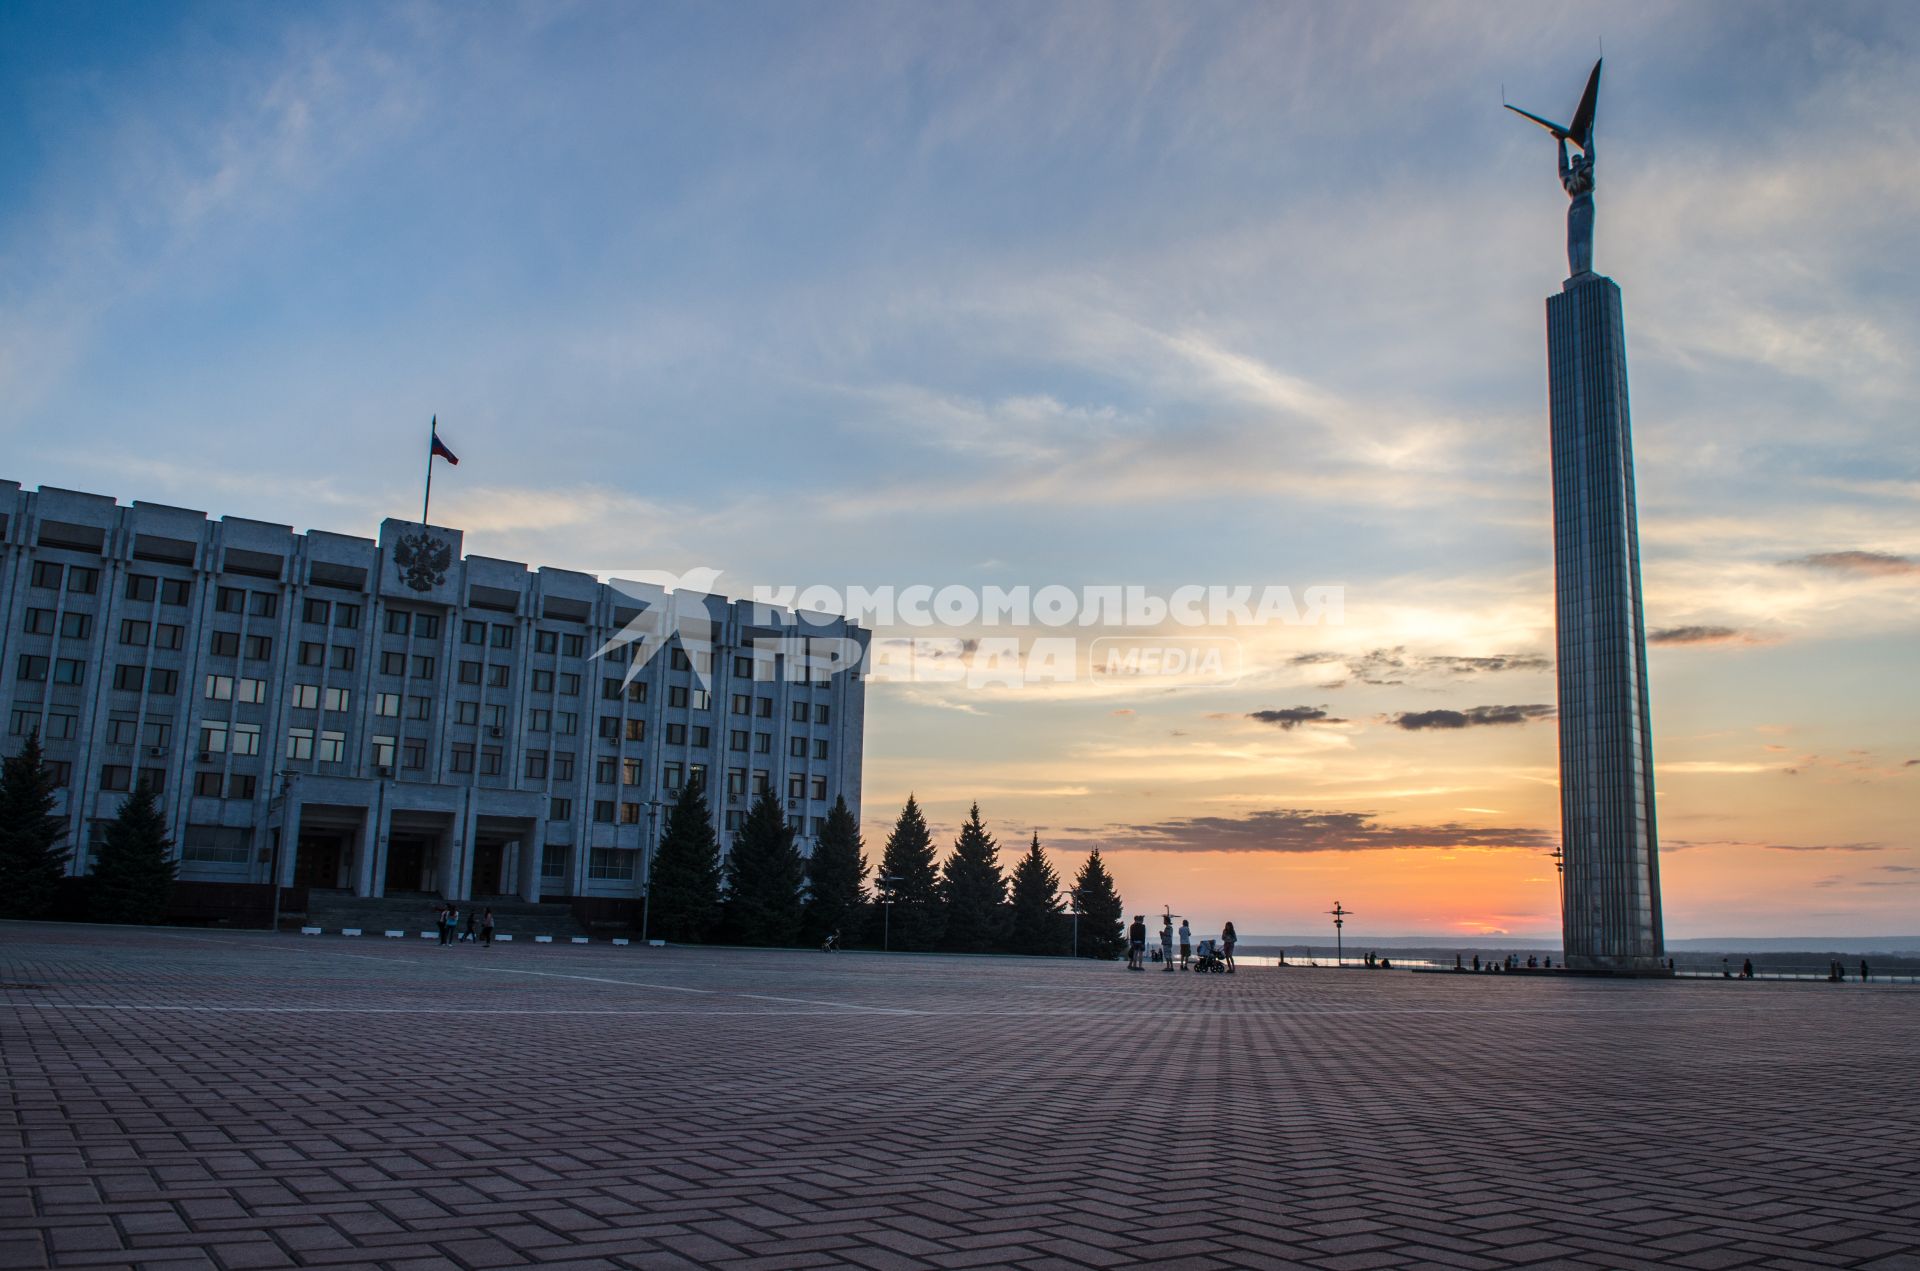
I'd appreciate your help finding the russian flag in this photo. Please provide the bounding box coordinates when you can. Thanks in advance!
[430,417,459,465]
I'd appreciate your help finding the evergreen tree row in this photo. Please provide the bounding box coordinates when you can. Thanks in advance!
[654,783,1125,958]
[0,730,175,923]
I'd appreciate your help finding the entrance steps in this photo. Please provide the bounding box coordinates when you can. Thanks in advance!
[302,892,596,941]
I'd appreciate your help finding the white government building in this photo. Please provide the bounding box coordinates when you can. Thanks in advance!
[0,482,867,925]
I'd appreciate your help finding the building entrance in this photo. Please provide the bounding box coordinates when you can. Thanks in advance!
[385,834,433,893]
[294,832,347,889]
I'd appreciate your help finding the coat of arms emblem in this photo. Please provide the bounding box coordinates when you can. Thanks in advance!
[393,531,452,593]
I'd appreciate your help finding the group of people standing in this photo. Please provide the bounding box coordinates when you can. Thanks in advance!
[435,903,495,947]
[1127,914,1235,972]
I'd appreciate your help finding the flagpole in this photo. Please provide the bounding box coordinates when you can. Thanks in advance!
[422,416,436,525]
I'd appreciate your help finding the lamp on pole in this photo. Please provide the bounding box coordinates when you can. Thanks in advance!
[1328,901,1351,967]
[268,771,297,933]
[640,798,672,945]
[876,873,901,951]
[1064,886,1082,958]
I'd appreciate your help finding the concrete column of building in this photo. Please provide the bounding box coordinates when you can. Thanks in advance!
[354,782,385,898]
[277,790,304,888]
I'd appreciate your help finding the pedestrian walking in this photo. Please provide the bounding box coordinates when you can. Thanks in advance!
[1160,915,1175,972]
[436,903,452,946]
[1127,916,1147,971]
[446,904,460,947]
[1861,959,1871,982]
[1221,921,1237,973]
[481,908,494,948]
[1741,958,1753,979]
[1179,919,1192,970]
[464,907,479,944]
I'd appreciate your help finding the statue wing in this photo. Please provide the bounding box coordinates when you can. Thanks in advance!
[1568,59,1601,152]
[394,536,418,569]
[1504,102,1571,141]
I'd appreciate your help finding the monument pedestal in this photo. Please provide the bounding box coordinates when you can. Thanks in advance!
[1547,273,1666,975]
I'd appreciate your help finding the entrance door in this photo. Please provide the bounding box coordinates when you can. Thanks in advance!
[295,834,343,889]
[472,841,504,896]
[386,835,429,893]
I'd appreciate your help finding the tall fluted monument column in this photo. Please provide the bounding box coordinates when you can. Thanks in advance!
[1509,61,1667,973]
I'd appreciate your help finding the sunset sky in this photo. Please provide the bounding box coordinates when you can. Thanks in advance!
[4,2,1914,939]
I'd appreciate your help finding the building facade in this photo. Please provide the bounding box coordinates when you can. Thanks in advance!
[0,483,867,921]
[1546,274,1666,973]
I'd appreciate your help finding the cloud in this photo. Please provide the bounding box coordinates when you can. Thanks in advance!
[1247,706,1347,730]
[1289,647,1549,686]
[1781,551,1917,576]
[1664,839,1886,854]
[1390,704,1555,731]
[1084,807,1554,854]
[1648,625,1749,646]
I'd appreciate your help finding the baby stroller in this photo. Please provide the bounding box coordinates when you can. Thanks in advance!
[1191,938,1228,974]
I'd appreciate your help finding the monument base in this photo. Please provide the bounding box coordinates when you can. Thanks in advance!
[1563,954,1673,977]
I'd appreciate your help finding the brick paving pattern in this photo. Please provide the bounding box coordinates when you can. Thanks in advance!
[3,923,1918,1271]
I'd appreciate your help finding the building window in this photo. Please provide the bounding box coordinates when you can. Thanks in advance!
[625,719,646,742]
[481,748,503,776]
[59,659,89,686]
[317,731,345,764]
[232,724,261,756]
[619,802,641,825]
[691,726,709,747]
[733,655,753,678]
[244,634,273,660]
[814,739,829,760]
[558,673,580,696]
[725,809,744,831]
[161,578,192,606]
[595,757,617,785]
[622,758,643,786]
[542,844,567,875]
[304,598,331,624]
[408,696,431,720]
[100,765,132,792]
[790,736,807,758]
[670,647,690,672]
[201,721,228,754]
[588,847,634,880]
[727,768,746,797]
[61,612,91,639]
[155,624,183,650]
[229,773,257,800]
[485,704,506,730]
[789,774,805,799]
[237,677,266,703]
[792,700,809,723]
[194,771,224,798]
[811,777,827,801]
[754,733,771,754]
[403,739,427,770]
[17,655,48,683]
[249,592,277,618]
[371,736,397,768]
[487,665,509,688]
[553,752,575,782]
[462,620,486,645]
[556,712,578,735]
[528,709,551,733]
[531,669,553,692]
[730,730,748,752]
[210,631,241,657]
[333,604,361,630]
[535,630,558,654]
[731,693,750,715]
[66,567,99,595]
[415,614,440,639]
[756,697,773,718]
[526,751,549,780]
[451,744,474,773]
[602,677,624,701]
[455,700,479,725]
[593,799,615,823]
[562,633,583,657]
[287,728,314,760]
[669,685,689,709]
[815,704,830,725]
[31,561,63,589]
[381,650,406,676]
[182,826,249,864]
[127,574,158,602]
[663,762,683,790]
[291,684,320,710]
[548,798,571,821]
[331,646,354,671]
[626,681,646,703]
[375,692,401,717]
[324,687,350,712]
[752,770,770,795]
[22,608,53,635]
[385,610,412,635]
[412,655,435,678]
[121,618,152,646]
[112,664,143,692]
[491,625,514,649]
[458,661,482,685]
[216,587,243,614]
[298,642,324,667]
[667,723,687,745]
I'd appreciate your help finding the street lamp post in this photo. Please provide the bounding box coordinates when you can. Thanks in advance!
[1065,887,1081,958]
[877,873,901,951]
[1328,901,1351,968]
[641,800,667,945]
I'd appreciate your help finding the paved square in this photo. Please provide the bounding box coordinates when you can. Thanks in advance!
[3,924,1918,1271]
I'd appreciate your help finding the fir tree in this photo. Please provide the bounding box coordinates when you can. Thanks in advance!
[1070,847,1126,960]
[0,731,70,920]
[89,780,176,924]
[647,776,721,942]
[873,795,943,951]
[940,802,1006,953]
[803,795,867,945]
[722,790,807,946]
[1007,832,1065,956]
